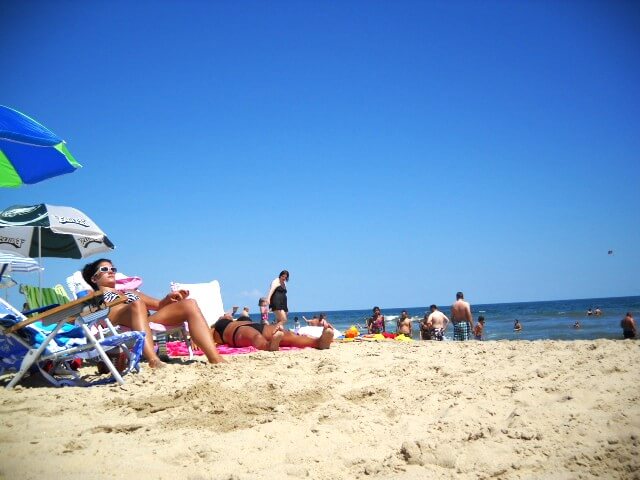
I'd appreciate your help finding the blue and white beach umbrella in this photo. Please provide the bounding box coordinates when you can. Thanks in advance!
[0,250,41,274]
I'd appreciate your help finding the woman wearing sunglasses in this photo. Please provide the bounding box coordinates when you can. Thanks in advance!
[82,258,224,367]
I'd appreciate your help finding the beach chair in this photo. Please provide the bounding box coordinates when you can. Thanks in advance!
[0,292,145,389]
[153,280,225,359]
[170,280,225,327]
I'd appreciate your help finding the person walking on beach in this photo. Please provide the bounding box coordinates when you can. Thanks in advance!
[267,270,289,326]
[397,310,412,337]
[620,312,636,339]
[427,304,449,341]
[451,292,473,341]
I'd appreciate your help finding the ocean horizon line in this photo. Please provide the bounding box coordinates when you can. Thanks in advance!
[292,294,640,316]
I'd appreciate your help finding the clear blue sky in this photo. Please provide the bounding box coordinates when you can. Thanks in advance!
[2,1,639,311]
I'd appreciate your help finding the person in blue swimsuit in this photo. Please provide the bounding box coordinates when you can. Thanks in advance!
[82,258,225,368]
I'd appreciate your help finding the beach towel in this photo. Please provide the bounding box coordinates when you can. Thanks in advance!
[166,341,306,357]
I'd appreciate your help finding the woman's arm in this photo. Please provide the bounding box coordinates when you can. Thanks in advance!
[266,278,279,305]
[136,290,184,311]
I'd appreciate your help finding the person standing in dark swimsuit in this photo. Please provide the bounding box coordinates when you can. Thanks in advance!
[621,312,636,339]
[267,270,289,326]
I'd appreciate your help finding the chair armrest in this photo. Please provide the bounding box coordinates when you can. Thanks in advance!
[6,291,106,334]
[22,304,60,316]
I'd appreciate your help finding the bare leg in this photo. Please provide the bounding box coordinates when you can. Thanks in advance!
[268,326,284,351]
[151,299,225,364]
[263,326,333,350]
[109,301,165,368]
[274,309,288,326]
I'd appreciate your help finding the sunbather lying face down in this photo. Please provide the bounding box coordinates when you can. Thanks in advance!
[82,259,225,367]
[212,314,333,351]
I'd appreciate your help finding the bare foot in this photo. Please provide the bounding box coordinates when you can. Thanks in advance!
[149,358,167,369]
[317,327,333,350]
[268,330,284,351]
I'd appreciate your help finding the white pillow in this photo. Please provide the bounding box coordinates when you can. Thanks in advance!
[171,280,225,327]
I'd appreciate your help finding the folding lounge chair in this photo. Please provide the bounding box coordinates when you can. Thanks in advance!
[0,293,145,389]
[155,280,226,359]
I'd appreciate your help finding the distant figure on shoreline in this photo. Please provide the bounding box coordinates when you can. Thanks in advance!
[267,270,289,326]
[451,292,473,341]
[397,310,412,337]
[304,313,335,330]
[428,304,449,341]
[474,316,485,340]
[419,313,432,340]
[514,319,522,332]
[259,297,269,325]
[573,320,581,329]
[586,308,593,316]
[594,307,602,316]
[620,312,636,339]
[367,306,386,334]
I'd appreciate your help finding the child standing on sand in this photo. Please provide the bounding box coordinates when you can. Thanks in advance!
[259,297,269,325]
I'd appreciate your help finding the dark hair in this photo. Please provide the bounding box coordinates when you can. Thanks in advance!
[478,316,485,322]
[279,270,290,281]
[430,304,437,310]
[373,306,380,312]
[81,258,112,290]
[456,291,464,300]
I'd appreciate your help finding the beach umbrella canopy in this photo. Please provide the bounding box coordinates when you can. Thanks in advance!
[0,250,41,275]
[0,204,114,259]
[0,105,81,188]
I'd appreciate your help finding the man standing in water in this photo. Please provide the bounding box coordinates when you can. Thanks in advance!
[427,304,449,341]
[397,310,412,337]
[451,292,474,341]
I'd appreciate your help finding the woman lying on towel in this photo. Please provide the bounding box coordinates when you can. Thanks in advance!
[212,314,333,351]
[82,259,225,367]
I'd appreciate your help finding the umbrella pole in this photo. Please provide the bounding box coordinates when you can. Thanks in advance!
[38,226,43,306]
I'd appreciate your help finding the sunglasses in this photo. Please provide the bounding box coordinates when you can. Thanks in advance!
[95,266,117,275]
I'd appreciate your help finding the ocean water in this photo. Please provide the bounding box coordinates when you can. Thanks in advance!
[283,296,640,341]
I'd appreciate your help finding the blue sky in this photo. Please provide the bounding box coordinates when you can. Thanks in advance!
[2,1,639,311]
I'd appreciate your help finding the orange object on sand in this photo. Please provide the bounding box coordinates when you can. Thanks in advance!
[345,326,359,338]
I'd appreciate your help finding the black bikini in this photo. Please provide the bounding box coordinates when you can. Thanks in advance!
[214,319,266,347]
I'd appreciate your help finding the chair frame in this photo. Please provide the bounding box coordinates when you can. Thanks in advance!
[0,292,141,389]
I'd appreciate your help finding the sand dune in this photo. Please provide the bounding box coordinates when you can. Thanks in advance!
[1,339,638,479]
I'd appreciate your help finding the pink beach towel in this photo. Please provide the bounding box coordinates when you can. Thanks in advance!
[166,341,306,357]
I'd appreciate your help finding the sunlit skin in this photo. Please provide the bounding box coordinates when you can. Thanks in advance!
[91,260,224,367]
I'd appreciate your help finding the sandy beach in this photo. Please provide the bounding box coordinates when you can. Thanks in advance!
[1,339,638,479]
